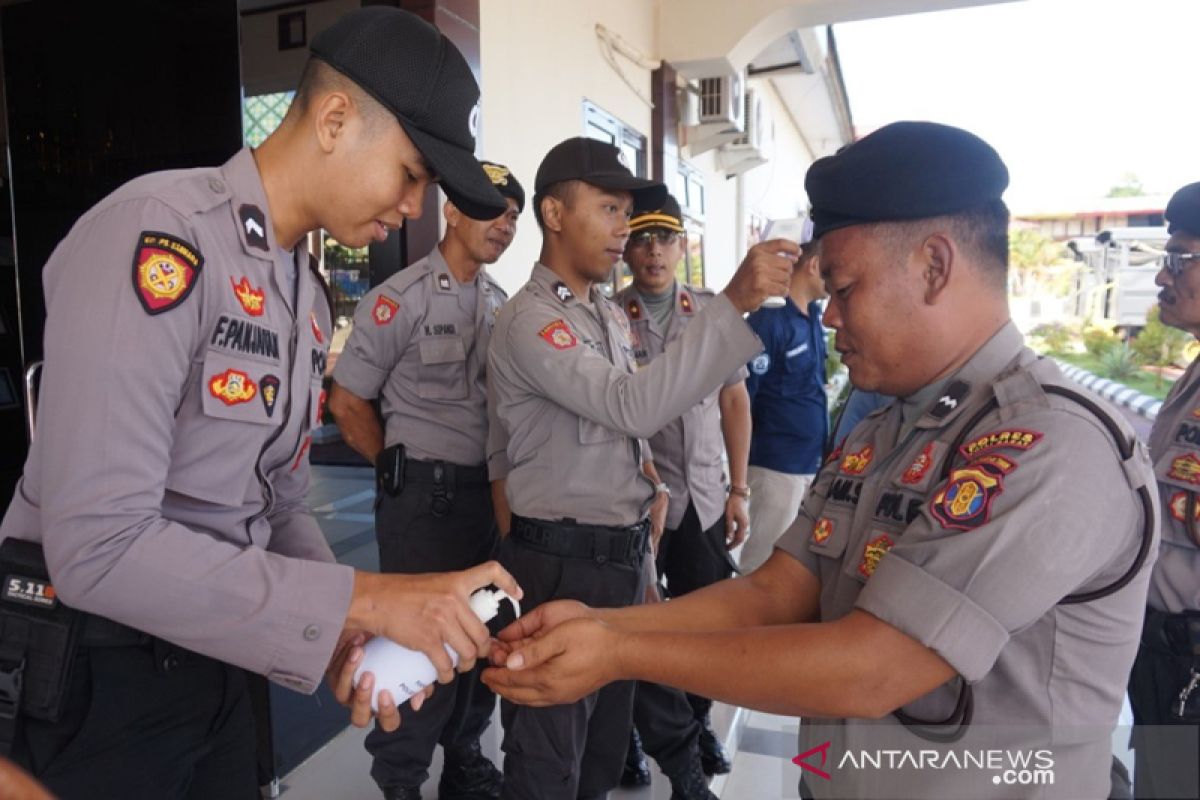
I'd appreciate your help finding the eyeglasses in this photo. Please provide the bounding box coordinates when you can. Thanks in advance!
[1160,252,1200,276]
[628,230,681,249]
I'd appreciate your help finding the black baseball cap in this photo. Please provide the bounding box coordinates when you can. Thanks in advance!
[805,121,1009,240]
[630,193,685,234]
[310,7,506,220]
[481,161,525,213]
[534,137,666,215]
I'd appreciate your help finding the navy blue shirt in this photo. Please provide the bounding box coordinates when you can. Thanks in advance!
[745,298,828,475]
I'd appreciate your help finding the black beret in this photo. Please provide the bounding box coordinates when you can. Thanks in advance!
[480,161,525,213]
[805,121,1009,240]
[630,193,685,234]
[310,7,506,221]
[1166,182,1200,237]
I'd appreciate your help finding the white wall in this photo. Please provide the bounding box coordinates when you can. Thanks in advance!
[480,0,658,292]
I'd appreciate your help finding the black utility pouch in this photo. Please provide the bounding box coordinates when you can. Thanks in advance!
[376,443,406,497]
[0,538,81,723]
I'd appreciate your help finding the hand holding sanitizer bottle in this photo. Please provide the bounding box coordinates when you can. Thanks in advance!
[353,588,521,712]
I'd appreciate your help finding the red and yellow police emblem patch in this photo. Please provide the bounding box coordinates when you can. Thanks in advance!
[539,319,578,350]
[839,445,874,476]
[373,295,399,326]
[626,299,642,320]
[900,443,935,485]
[1168,490,1200,523]
[930,461,1005,531]
[679,292,694,314]
[230,276,265,316]
[1168,453,1200,486]
[858,534,894,579]
[812,518,834,545]
[959,429,1042,460]
[209,369,257,405]
[310,312,324,343]
[133,231,203,315]
[1192,407,1200,420]
[315,389,328,426]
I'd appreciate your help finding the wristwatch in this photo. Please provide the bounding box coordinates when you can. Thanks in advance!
[654,482,671,496]
[728,485,751,500]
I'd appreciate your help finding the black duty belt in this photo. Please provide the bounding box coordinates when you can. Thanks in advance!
[1144,606,1200,657]
[510,515,648,567]
[404,457,489,488]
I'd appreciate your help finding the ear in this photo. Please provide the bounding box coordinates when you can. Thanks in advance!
[313,91,354,154]
[444,200,460,228]
[541,195,565,234]
[921,233,954,304]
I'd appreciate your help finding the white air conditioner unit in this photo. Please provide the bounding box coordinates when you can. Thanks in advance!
[718,87,774,176]
[682,71,745,156]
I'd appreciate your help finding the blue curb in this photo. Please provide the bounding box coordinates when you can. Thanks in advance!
[1052,359,1162,421]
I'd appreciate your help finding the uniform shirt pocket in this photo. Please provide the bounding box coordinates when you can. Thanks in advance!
[201,351,278,426]
[418,336,468,400]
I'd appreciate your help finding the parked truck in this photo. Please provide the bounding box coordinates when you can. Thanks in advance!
[1067,226,1167,337]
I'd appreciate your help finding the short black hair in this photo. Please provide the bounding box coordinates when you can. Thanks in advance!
[533,180,582,232]
[878,199,1010,289]
[286,58,391,132]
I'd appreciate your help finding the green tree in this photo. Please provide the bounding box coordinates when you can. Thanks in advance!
[1106,172,1145,198]
[1008,229,1076,298]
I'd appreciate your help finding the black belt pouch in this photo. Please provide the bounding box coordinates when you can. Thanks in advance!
[0,538,81,722]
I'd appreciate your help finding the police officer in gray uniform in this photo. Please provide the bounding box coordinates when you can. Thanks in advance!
[484,122,1158,800]
[615,194,749,785]
[329,162,524,800]
[1128,181,1200,798]
[0,9,520,797]
[485,137,792,800]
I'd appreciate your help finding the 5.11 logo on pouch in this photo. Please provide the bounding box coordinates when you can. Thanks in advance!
[3,574,58,609]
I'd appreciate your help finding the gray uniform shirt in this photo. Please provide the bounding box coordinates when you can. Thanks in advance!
[0,148,351,694]
[332,246,507,467]
[777,322,1158,799]
[487,263,761,527]
[1146,355,1200,613]
[615,283,748,531]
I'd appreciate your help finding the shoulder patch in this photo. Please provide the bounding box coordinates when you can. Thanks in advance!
[958,429,1043,460]
[679,291,694,314]
[750,353,770,375]
[539,319,577,350]
[372,295,400,326]
[930,460,1006,531]
[133,231,203,315]
[1168,490,1200,523]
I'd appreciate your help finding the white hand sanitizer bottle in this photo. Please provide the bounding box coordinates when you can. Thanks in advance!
[353,588,521,712]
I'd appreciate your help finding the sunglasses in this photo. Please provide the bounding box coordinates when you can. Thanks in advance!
[1161,252,1200,277]
[628,230,681,248]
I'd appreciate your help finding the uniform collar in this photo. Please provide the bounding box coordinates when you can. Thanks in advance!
[428,245,460,295]
[531,262,591,307]
[219,148,276,264]
[911,320,1025,430]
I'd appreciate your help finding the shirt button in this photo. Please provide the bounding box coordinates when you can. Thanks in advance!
[162,654,180,672]
[208,177,225,194]
[303,624,322,642]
